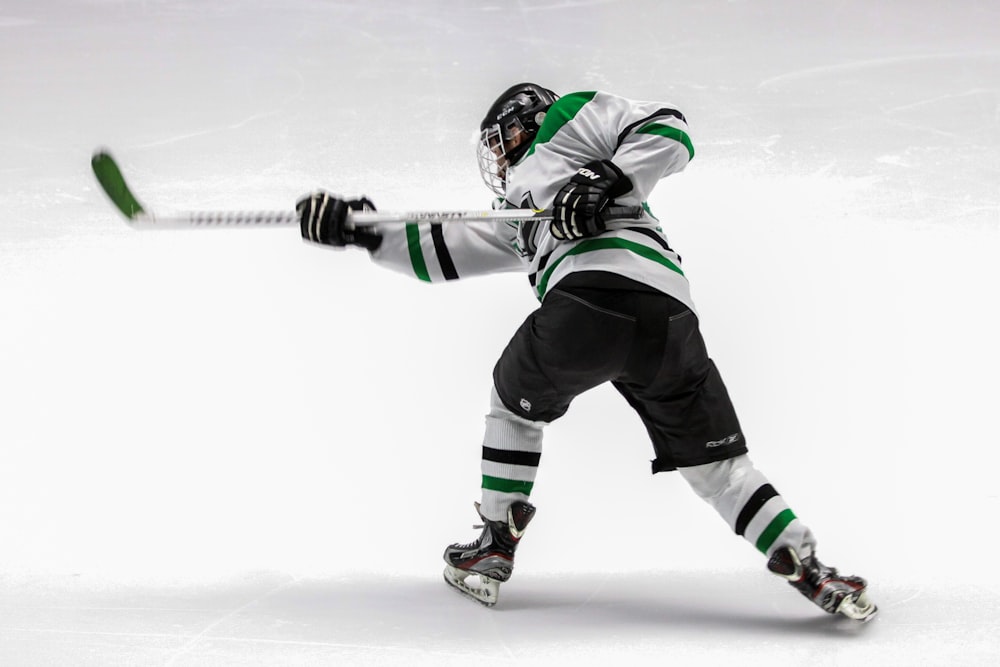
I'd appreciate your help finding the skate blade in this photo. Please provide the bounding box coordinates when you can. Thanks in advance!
[443,565,500,607]
[837,590,878,622]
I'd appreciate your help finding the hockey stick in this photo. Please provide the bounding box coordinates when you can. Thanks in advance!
[91,150,643,230]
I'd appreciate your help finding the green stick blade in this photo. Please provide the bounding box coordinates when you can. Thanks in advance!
[91,150,146,220]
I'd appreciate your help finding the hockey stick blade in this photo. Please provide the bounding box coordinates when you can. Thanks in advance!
[91,149,146,221]
[91,148,297,229]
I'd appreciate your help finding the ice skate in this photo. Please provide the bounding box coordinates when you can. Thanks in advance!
[442,501,536,607]
[767,546,877,621]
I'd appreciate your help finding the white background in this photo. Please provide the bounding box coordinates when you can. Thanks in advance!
[1,1,998,665]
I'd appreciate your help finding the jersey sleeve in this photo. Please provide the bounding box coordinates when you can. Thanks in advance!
[609,100,695,204]
[368,220,524,282]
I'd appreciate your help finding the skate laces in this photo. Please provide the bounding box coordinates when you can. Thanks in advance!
[803,555,839,585]
[450,523,489,551]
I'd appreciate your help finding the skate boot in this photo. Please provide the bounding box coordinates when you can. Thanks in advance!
[767,546,878,621]
[442,501,536,607]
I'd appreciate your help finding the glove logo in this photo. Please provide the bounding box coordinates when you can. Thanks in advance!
[519,398,532,412]
[576,167,602,180]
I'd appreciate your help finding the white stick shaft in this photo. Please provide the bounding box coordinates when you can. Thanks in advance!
[127,208,553,230]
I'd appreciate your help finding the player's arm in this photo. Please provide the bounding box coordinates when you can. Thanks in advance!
[297,191,522,283]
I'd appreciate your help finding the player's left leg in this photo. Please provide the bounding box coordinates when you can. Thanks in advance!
[616,293,876,621]
[680,456,876,621]
[678,454,817,560]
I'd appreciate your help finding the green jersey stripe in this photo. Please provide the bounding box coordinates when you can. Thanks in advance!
[405,223,431,282]
[482,475,534,495]
[523,91,598,160]
[536,237,685,299]
[755,508,797,554]
[637,122,695,160]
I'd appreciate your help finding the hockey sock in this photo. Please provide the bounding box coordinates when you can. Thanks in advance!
[678,454,817,558]
[479,387,545,522]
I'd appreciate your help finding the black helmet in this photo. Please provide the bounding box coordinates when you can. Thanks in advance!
[477,83,558,196]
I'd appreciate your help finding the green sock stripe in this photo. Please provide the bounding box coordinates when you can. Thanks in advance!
[405,223,431,282]
[755,508,797,554]
[482,475,534,496]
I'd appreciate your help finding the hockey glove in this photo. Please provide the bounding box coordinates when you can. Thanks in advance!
[297,191,382,251]
[550,160,633,241]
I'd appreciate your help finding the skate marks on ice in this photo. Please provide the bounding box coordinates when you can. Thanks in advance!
[4,571,985,667]
[160,574,302,667]
[756,51,1000,89]
[752,51,1000,227]
[0,572,460,667]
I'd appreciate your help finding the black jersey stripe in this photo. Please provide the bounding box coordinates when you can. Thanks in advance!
[624,226,673,252]
[615,108,687,151]
[528,248,555,288]
[430,223,459,280]
[735,484,779,536]
[536,249,554,272]
[482,446,541,468]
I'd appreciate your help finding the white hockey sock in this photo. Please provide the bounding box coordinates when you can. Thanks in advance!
[679,454,816,558]
[479,387,545,522]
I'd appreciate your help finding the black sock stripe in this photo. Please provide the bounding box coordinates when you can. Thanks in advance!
[734,484,778,536]
[430,223,459,280]
[482,446,541,467]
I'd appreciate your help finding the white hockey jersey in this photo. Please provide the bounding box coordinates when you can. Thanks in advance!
[369,90,696,311]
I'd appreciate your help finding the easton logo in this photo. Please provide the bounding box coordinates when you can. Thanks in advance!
[406,211,480,221]
[706,433,741,448]
[576,167,602,180]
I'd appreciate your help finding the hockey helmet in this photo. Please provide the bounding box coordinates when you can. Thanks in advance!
[477,82,558,196]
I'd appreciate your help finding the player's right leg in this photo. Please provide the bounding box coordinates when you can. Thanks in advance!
[442,498,537,607]
[441,387,543,606]
[444,283,638,605]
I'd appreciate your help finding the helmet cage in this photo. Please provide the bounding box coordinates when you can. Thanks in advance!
[477,115,532,197]
[477,127,506,198]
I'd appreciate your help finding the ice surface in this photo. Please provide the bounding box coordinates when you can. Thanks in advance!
[1,1,998,665]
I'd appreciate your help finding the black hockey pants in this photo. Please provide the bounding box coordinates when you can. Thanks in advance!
[493,271,747,472]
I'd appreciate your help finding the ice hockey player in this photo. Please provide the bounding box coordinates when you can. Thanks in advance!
[296,83,877,621]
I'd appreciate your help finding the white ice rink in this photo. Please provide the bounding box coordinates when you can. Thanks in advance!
[2,1,999,665]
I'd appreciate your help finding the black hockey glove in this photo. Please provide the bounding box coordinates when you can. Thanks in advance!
[550,160,633,241]
[297,191,382,251]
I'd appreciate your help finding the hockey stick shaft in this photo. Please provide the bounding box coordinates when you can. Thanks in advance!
[104,207,643,230]
[91,150,643,229]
